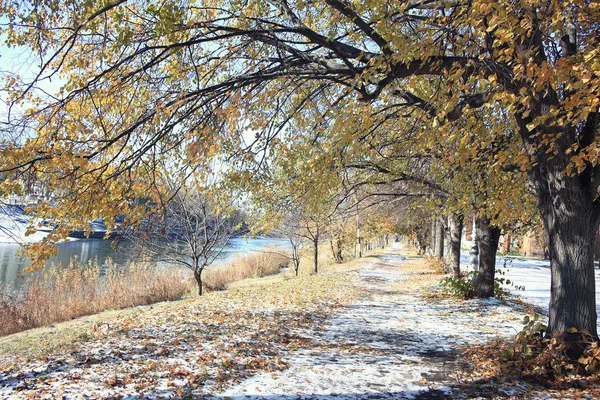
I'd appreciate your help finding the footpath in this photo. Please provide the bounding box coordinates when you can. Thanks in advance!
[0,243,592,399]
[215,245,525,400]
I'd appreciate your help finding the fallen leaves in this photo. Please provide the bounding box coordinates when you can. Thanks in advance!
[1,245,598,399]
[0,269,358,398]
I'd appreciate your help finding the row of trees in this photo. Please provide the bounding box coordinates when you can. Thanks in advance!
[0,0,598,344]
[127,186,399,295]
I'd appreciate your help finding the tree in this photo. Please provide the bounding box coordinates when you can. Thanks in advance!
[1,0,598,339]
[447,213,463,279]
[128,190,240,296]
[334,103,536,291]
[291,214,324,274]
[272,214,309,276]
[394,202,434,255]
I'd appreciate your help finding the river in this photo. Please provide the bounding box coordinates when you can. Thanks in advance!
[0,236,289,293]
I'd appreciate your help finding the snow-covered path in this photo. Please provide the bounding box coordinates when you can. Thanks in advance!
[215,244,523,400]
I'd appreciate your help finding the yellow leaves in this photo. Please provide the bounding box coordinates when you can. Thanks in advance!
[0,178,23,196]
[525,121,537,132]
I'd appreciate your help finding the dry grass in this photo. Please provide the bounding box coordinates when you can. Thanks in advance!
[203,249,289,292]
[0,239,387,338]
[0,260,194,337]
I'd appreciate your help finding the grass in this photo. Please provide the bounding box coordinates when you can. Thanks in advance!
[0,249,365,395]
[203,249,290,292]
[0,260,194,337]
[0,238,392,354]
[0,241,372,364]
[0,246,295,338]
[0,248,293,338]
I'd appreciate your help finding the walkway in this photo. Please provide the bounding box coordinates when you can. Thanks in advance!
[216,244,523,399]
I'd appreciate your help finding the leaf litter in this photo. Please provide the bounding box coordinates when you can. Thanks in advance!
[0,243,597,399]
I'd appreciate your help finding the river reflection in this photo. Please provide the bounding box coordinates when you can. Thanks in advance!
[0,236,289,293]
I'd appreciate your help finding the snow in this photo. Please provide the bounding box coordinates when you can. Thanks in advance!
[0,243,596,399]
[213,245,524,399]
[0,215,49,244]
[461,253,600,320]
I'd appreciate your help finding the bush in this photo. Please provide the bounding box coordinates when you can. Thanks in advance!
[441,272,477,298]
[512,315,600,376]
[467,314,600,383]
[462,316,600,392]
[441,268,523,300]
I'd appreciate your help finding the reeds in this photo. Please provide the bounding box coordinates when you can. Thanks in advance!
[203,249,289,291]
[0,248,291,337]
[0,260,193,336]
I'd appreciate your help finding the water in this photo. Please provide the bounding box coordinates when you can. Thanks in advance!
[0,236,289,293]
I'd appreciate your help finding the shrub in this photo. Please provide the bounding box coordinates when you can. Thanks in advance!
[441,268,523,300]
[510,315,600,376]
[0,249,291,336]
[441,272,477,298]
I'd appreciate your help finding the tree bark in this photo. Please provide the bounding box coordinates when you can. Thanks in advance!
[194,270,203,296]
[313,234,319,274]
[431,218,437,254]
[434,217,444,260]
[465,216,473,241]
[475,217,501,298]
[531,161,600,338]
[444,216,451,267]
[510,28,600,339]
[502,234,511,254]
[448,214,464,279]
[330,237,343,263]
[293,250,300,276]
[330,239,336,263]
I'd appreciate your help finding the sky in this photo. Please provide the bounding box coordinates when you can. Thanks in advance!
[0,38,64,125]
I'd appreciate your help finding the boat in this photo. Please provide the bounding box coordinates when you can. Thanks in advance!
[68,218,120,239]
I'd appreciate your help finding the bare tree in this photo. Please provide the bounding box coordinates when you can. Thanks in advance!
[273,215,309,276]
[127,191,240,295]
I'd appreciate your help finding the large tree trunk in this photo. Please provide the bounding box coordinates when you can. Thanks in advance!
[516,100,599,338]
[475,217,501,298]
[531,162,600,338]
[448,214,464,279]
[194,270,203,296]
[511,29,600,340]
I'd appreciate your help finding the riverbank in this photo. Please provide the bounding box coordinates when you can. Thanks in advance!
[0,249,292,337]
[0,236,291,293]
